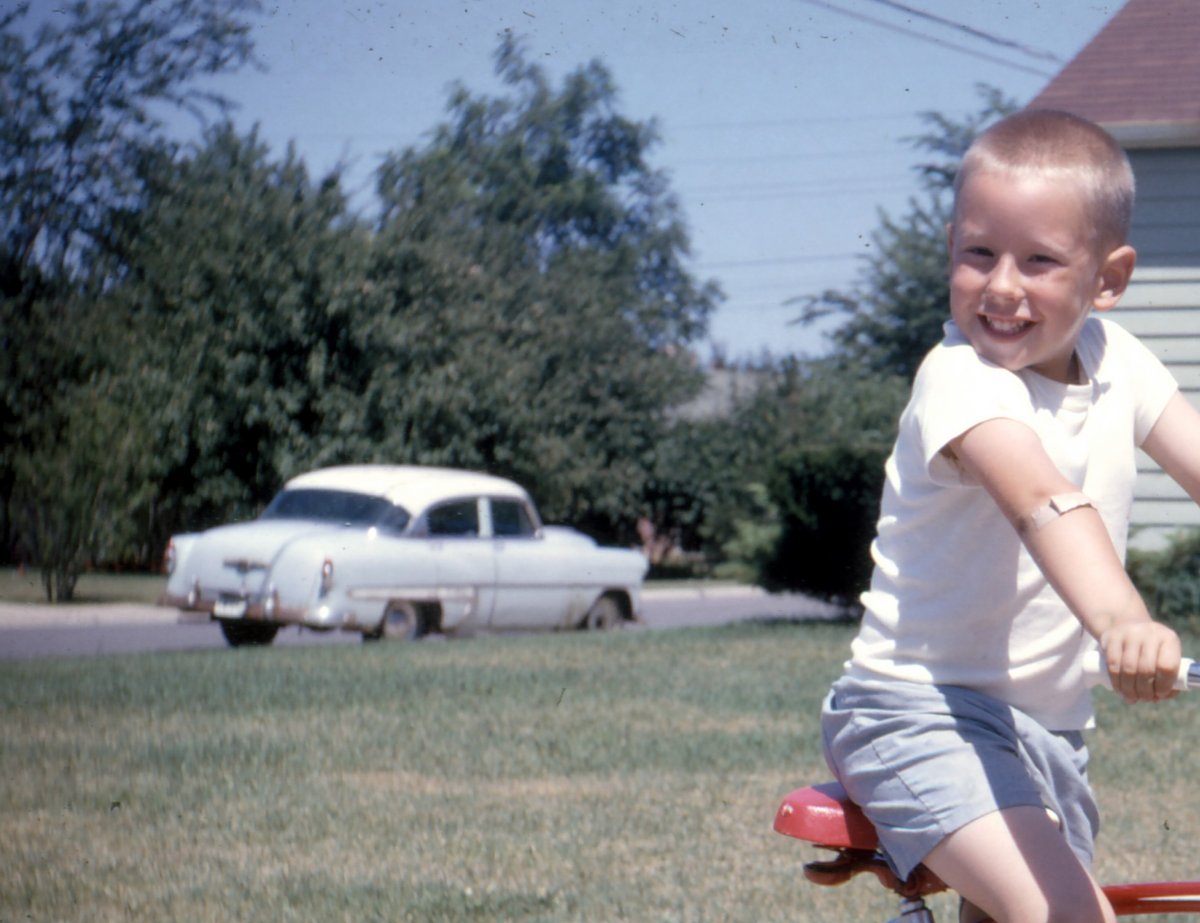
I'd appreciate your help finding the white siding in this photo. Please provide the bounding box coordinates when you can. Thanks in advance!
[1110,147,1200,545]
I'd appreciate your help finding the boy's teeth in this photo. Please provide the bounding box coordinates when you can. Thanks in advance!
[985,317,1029,334]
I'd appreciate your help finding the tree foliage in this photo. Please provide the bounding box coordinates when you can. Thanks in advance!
[797,86,1017,381]
[1,0,261,596]
[0,0,260,289]
[649,358,908,586]
[351,35,717,535]
[675,89,1019,598]
[107,125,364,545]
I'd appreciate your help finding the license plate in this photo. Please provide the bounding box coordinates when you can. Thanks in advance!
[213,598,248,619]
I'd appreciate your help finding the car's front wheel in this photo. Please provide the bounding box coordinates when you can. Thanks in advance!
[219,619,279,648]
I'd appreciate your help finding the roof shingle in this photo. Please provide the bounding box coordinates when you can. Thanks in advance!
[1029,0,1200,145]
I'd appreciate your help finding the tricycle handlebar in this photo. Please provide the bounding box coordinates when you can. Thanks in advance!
[1081,652,1198,691]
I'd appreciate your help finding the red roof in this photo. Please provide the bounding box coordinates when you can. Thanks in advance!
[1029,0,1200,145]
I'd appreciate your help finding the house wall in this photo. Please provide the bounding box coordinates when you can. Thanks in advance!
[1109,147,1200,545]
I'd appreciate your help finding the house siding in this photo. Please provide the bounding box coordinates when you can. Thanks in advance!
[1109,147,1200,545]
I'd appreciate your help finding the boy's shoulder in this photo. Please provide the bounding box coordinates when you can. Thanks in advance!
[908,324,1030,416]
[914,321,1017,384]
[1078,314,1158,370]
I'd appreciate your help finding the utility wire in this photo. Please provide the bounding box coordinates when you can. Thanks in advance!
[698,252,863,269]
[795,0,1057,78]
[862,0,1065,64]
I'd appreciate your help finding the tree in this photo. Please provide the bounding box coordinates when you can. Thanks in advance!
[796,86,1017,381]
[0,0,261,594]
[0,0,260,289]
[107,125,364,546]
[10,349,155,599]
[354,36,718,537]
[646,357,908,581]
[683,89,1018,598]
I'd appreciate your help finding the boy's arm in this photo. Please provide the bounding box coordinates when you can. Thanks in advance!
[1142,391,1200,503]
[948,417,1180,703]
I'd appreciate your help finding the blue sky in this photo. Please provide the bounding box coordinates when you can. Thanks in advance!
[196,0,1121,361]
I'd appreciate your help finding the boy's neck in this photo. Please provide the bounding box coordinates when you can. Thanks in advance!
[1067,351,1084,385]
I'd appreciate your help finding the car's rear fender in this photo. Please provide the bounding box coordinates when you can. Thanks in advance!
[273,532,481,633]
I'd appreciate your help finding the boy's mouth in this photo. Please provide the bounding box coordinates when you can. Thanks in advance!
[981,314,1033,336]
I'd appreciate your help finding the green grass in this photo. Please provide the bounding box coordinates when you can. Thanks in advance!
[0,567,166,605]
[1,623,1198,922]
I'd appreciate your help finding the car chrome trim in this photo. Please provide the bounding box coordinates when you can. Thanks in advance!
[223,558,269,575]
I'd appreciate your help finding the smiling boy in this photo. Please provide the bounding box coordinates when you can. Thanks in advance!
[820,110,1200,923]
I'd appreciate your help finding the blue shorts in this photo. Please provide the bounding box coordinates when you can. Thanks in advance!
[820,674,1099,880]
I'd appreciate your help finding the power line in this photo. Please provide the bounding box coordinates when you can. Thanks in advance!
[794,0,1057,78]
[685,172,909,192]
[862,0,1065,64]
[669,112,915,132]
[696,252,866,270]
[685,182,914,203]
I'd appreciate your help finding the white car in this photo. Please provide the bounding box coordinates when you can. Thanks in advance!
[160,465,649,647]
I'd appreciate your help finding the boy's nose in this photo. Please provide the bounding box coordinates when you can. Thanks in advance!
[985,255,1024,303]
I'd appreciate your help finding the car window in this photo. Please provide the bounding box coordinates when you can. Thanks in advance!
[261,489,404,527]
[426,500,479,536]
[491,499,537,537]
[376,504,412,534]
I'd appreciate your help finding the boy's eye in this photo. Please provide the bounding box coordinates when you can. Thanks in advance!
[964,246,993,258]
[1029,254,1060,265]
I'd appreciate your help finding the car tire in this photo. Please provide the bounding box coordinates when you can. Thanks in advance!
[365,601,422,642]
[583,595,623,631]
[219,619,279,648]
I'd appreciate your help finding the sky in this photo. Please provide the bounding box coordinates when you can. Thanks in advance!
[191,0,1123,362]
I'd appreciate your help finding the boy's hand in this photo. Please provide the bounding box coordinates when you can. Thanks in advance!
[1101,621,1182,703]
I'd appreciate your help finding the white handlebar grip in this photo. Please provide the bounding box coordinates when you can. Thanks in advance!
[1081,651,1197,691]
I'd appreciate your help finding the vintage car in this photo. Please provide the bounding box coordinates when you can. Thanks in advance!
[159,465,649,647]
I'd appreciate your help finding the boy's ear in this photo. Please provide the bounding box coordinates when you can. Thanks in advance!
[1093,244,1137,312]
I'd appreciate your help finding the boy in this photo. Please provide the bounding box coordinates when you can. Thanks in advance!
[821,109,1200,923]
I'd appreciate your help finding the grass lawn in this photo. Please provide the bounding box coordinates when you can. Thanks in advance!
[0,567,166,605]
[1,622,1198,922]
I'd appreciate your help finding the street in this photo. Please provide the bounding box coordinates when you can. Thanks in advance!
[0,586,847,660]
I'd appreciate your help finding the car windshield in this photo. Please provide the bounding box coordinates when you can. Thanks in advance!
[260,489,411,531]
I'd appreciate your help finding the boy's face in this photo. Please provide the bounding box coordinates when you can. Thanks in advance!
[947,169,1130,383]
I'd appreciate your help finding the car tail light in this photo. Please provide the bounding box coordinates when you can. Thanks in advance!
[163,539,177,576]
[319,559,334,597]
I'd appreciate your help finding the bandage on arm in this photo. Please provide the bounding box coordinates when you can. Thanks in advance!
[1029,491,1094,531]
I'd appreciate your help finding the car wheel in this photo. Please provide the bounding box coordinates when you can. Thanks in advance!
[367,601,421,642]
[219,619,279,648]
[583,595,623,631]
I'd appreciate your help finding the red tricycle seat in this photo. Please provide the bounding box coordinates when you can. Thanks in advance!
[774,780,879,849]
[775,781,948,899]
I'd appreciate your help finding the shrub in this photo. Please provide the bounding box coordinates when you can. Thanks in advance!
[1127,529,1200,634]
[756,443,889,605]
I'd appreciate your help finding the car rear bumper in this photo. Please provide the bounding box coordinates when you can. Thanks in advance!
[158,588,359,632]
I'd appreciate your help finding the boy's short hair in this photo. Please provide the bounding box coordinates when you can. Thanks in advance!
[954,109,1135,252]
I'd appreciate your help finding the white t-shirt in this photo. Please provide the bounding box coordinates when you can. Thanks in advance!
[848,316,1178,730]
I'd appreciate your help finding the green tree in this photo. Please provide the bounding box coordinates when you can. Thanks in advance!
[797,85,1017,381]
[648,357,907,581]
[108,125,364,545]
[0,0,261,594]
[655,91,1018,593]
[0,0,259,288]
[10,355,155,599]
[355,36,718,537]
